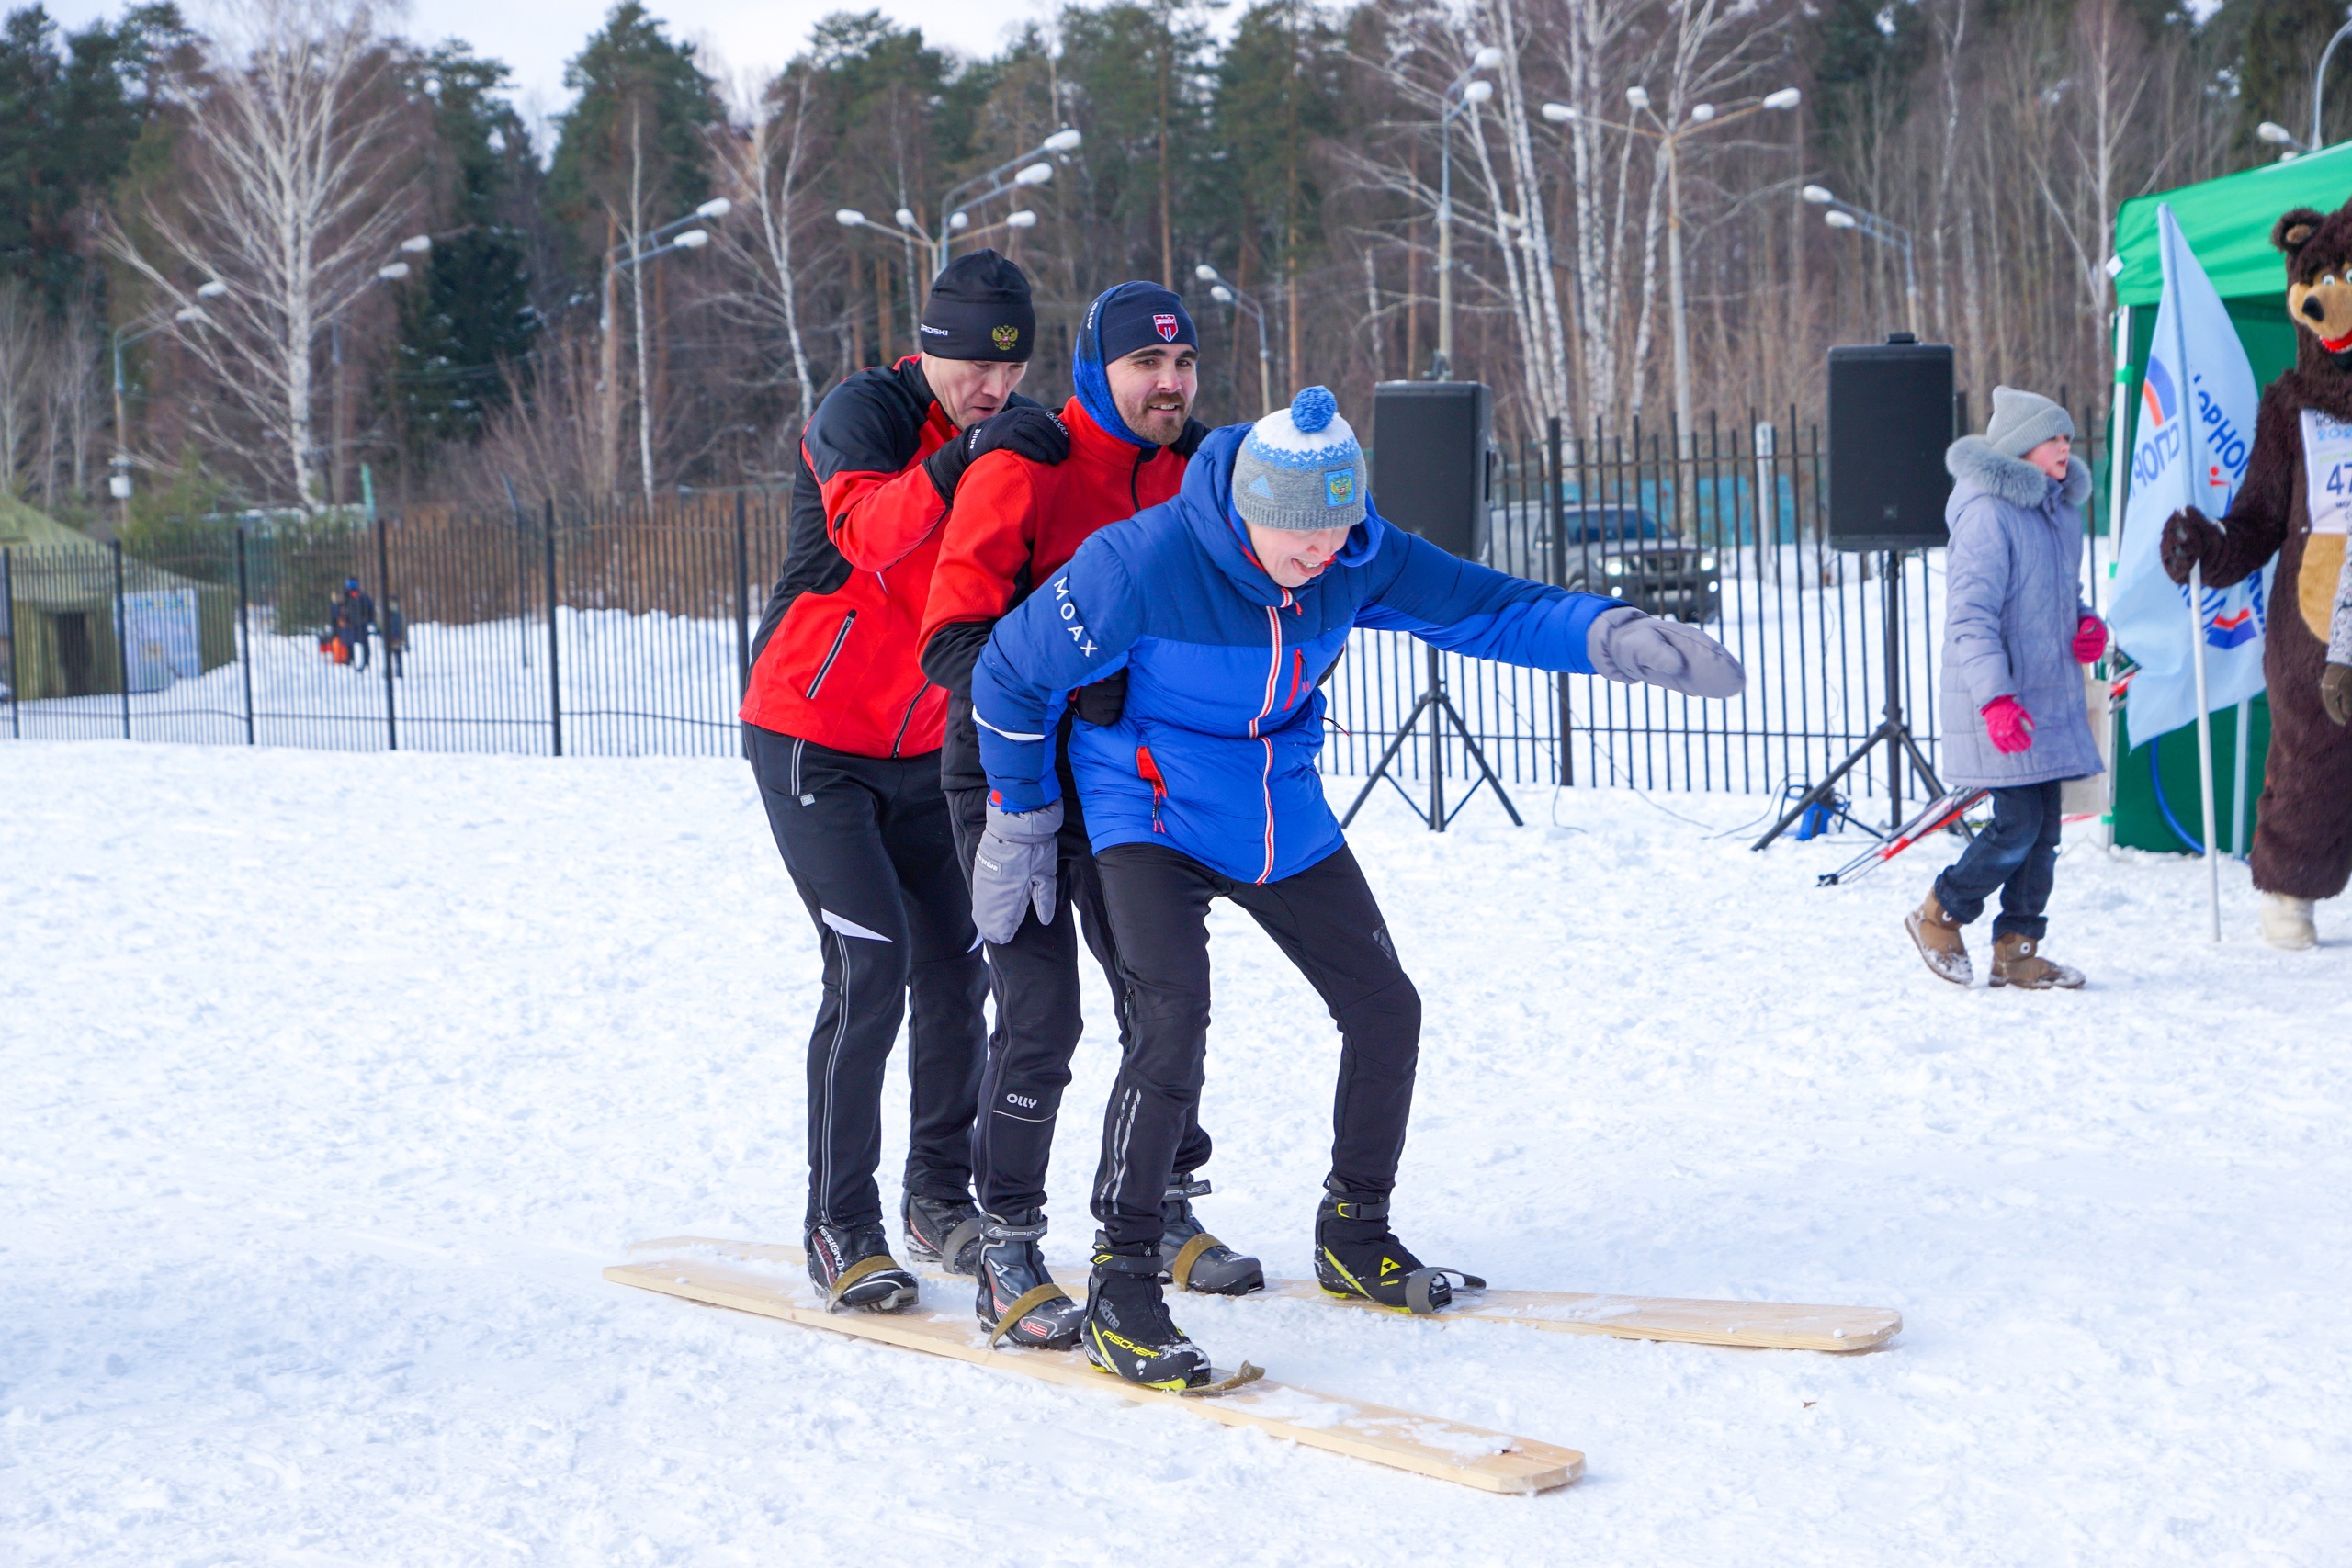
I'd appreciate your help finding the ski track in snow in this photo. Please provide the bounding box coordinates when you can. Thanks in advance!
[2,739,2346,1566]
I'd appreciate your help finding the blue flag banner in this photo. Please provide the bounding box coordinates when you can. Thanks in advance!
[2109,204,2272,742]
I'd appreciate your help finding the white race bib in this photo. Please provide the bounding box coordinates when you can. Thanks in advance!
[2300,409,2352,536]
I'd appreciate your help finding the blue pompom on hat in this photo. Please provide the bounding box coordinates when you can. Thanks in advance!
[1232,385,1367,532]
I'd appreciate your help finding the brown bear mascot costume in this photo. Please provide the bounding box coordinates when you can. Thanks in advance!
[2162,201,2352,950]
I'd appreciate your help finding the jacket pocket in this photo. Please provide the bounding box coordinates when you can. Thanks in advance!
[806,610,856,698]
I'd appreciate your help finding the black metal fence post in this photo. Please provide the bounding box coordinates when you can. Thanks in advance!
[376,512,398,750]
[1545,414,1570,786]
[110,539,131,739]
[1,547,17,739]
[543,498,562,758]
[733,491,751,698]
[234,527,256,745]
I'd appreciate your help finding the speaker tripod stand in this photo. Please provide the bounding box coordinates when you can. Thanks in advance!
[1340,640,1521,831]
[1753,547,1945,852]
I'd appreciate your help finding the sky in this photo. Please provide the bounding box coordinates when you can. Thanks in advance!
[45,0,1061,125]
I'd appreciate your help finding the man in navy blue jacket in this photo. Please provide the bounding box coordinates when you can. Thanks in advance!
[968,387,1745,1388]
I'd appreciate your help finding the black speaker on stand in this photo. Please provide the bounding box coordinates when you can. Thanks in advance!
[1340,380,1521,833]
[1754,334,1956,852]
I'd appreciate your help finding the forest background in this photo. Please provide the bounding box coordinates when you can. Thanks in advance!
[1,0,2344,527]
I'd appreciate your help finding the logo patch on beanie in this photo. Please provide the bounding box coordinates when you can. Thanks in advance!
[1153,312,1180,342]
[992,323,1021,352]
[1324,468,1355,507]
[1248,474,1276,499]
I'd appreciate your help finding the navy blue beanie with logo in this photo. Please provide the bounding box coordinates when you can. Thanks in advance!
[1073,281,1198,446]
[918,249,1036,362]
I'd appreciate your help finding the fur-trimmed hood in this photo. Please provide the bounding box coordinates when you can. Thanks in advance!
[1946,434,2092,512]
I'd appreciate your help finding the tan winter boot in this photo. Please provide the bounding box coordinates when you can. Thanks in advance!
[2257,892,2318,951]
[1905,892,1972,986]
[1989,932,2085,990]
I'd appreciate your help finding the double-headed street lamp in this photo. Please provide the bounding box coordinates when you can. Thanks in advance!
[1430,47,1504,379]
[1194,263,1272,414]
[110,281,227,525]
[606,197,730,505]
[837,127,1080,350]
[1802,184,1918,339]
[1545,85,1801,455]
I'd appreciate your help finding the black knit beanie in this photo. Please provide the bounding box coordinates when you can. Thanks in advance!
[918,249,1036,362]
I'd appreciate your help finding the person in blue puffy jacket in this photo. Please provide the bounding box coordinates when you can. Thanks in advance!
[968,386,1745,1388]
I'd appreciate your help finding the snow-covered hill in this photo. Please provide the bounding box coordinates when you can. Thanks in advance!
[3,740,2344,1564]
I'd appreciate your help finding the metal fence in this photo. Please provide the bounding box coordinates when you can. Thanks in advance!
[0,405,2108,795]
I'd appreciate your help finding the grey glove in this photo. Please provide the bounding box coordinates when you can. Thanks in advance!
[1587,607,1746,698]
[971,799,1062,945]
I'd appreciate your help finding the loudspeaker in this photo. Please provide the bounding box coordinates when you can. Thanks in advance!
[1372,380,1491,559]
[1827,337,1955,551]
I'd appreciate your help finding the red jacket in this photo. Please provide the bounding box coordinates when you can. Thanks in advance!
[741,358,1041,758]
[919,399,1187,789]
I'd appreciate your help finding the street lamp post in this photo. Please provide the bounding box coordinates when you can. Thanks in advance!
[1431,48,1503,379]
[1548,87,1801,455]
[1803,185,1918,338]
[1194,263,1272,413]
[109,281,226,529]
[607,197,729,506]
[2314,22,2352,150]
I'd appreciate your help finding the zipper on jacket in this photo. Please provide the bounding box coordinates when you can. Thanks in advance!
[1130,447,1148,508]
[1136,745,1169,834]
[888,683,928,757]
[805,610,855,698]
[1252,604,1283,882]
[1286,648,1307,710]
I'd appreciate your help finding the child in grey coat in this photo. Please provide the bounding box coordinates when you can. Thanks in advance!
[1905,387,2105,989]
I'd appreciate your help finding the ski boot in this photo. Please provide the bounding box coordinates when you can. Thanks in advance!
[1080,1237,1211,1390]
[1313,1179,1482,1316]
[973,1210,1086,1350]
[806,1220,919,1313]
[1159,1176,1264,1296]
[901,1190,985,1277]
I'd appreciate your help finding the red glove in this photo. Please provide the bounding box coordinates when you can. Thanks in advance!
[2071,613,2108,664]
[1983,695,2036,755]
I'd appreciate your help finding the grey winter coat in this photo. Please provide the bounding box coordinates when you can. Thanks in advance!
[1938,436,2103,788]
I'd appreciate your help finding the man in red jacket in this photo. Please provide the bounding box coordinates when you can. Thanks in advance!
[741,250,1072,1312]
[916,281,1262,1350]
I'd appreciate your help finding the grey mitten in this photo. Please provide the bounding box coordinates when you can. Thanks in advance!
[2324,662,2351,727]
[971,799,1062,945]
[1587,607,1746,698]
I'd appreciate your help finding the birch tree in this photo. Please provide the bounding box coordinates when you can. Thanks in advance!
[107,0,421,511]
[710,69,820,430]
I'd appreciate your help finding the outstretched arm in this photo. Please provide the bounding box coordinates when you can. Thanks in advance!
[970,540,1146,812]
[2165,391,2296,590]
[1354,523,1619,671]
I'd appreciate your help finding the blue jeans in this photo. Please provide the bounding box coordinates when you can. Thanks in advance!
[1933,779,2064,941]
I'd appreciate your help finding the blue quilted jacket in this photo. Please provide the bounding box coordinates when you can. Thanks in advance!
[972,423,1623,884]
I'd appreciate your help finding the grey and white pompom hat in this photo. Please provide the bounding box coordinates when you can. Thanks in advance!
[1231,385,1367,532]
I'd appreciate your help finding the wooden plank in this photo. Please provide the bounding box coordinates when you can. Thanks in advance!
[631,1235,1901,1355]
[606,1248,1582,1496]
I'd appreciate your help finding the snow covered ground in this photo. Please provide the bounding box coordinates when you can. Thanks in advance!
[4,739,2346,1566]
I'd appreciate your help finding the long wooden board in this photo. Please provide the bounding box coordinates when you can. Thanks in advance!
[607,1244,1582,1495]
[638,1236,1900,1355]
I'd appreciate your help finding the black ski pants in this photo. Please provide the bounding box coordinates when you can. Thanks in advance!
[1933,778,2064,941]
[947,781,1212,1222]
[746,725,989,1231]
[1089,840,1420,1251]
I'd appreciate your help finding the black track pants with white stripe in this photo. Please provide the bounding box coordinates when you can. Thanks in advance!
[946,781,1213,1222]
[747,725,989,1231]
[1090,840,1421,1251]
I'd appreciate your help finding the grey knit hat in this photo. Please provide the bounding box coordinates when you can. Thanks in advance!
[1231,386,1367,532]
[1984,385,2075,460]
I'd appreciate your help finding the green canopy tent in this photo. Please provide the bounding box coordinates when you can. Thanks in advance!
[2103,144,2352,854]
[0,494,233,702]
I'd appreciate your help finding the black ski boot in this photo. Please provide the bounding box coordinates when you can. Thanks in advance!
[1080,1237,1211,1390]
[806,1220,919,1313]
[1159,1176,1264,1296]
[973,1210,1087,1350]
[1313,1179,1483,1316]
[901,1190,985,1277]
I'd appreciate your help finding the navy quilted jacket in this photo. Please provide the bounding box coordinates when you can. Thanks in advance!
[971,423,1623,884]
